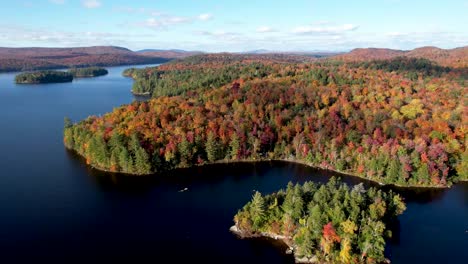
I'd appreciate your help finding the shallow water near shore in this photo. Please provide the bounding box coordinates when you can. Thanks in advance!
[0,65,466,263]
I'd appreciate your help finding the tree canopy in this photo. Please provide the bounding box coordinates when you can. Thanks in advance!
[68,67,108,78]
[234,178,406,263]
[64,54,467,186]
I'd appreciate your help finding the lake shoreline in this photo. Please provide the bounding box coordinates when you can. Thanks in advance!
[131,91,151,96]
[66,145,452,189]
[229,224,392,264]
[229,225,304,262]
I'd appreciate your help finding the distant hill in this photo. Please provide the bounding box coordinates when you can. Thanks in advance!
[332,46,468,68]
[0,46,172,72]
[242,49,342,58]
[137,49,195,53]
[243,49,271,54]
[137,49,203,59]
[405,46,467,68]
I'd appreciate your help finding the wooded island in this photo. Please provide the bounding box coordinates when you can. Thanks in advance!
[232,178,406,263]
[15,70,73,84]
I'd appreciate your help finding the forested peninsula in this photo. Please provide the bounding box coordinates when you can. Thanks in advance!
[15,70,73,84]
[64,54,467,187]
[232,178,406,263]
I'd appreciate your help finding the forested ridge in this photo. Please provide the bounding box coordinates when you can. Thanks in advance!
[331,46,468,68]
[233,178,406,263]
[64,54,467,187]
[0,46,171,72]
[123,54,314,96]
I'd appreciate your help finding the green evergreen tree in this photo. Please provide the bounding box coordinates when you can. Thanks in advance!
[87,134,109,168]
[229,133,240,159]
[63,117,74,148]
[250,191,265,229]
[134,146,151,174]
[415,163,430,184]
[118,147,133,173]
[386,158,401,183]
[294,227,314,257]
[109,132,124,151]
[109,147,121,171]
[179,138,192,164]
[205,132,218,162]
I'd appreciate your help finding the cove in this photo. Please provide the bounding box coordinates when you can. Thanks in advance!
[0,66,466,264]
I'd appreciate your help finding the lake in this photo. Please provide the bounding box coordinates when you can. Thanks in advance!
[0,65,466,263]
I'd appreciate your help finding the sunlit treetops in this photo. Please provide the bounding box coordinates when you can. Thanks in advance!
[233,178,406,263]
[64,54,467,187]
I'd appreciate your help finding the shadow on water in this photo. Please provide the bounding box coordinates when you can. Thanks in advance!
[66,149,468,264]
[69,147,451,205]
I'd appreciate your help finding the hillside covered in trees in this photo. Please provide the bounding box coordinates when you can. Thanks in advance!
[64,53,467,187]
[232,178,406,263]
[123,54,315,96]
[0,46,171,72]
[332,46,468,68]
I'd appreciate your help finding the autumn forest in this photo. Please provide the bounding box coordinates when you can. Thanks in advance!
[64,52,467,188]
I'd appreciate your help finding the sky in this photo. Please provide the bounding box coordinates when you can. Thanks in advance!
[0,0,467,52]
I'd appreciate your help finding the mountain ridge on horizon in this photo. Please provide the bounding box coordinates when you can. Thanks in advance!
[0,45,466,72]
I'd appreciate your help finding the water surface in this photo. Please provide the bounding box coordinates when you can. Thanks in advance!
[0,66,466,263]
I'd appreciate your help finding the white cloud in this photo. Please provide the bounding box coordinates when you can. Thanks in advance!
[198,14,213,21]
[143,15,193,30]
[145,18,162,28]
[293,24,359,34]
[385,32,408,37]
[0,25,154,48]
[49,0,65,4]
[113,6,147,14]
[256,26,276,33]
[82,0,101,9]
[166,16,192,24]
[197,30,242,42]
[140,13,212,30]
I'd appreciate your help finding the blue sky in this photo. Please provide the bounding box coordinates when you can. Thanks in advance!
[0,0,466,51]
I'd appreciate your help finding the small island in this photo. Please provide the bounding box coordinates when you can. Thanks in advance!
[68,67,108,78]
[15,70,73,84]
[231,178,406,263]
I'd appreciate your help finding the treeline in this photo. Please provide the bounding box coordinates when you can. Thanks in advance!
[69,67,108,78]
[123,54,314,97]
[15,70,73,84]
[234,178,406,263]
[127,63,275,96]
[64,54,467,187]
[350,57,451,80]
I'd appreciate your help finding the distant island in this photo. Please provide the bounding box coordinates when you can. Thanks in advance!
[231,178,406,263]
[15,70,73,84]
[69,67,108,78]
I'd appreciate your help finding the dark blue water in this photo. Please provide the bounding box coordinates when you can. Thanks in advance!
[0,66,466,263]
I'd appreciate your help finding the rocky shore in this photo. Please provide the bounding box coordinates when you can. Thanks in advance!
[230,225,319,263]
